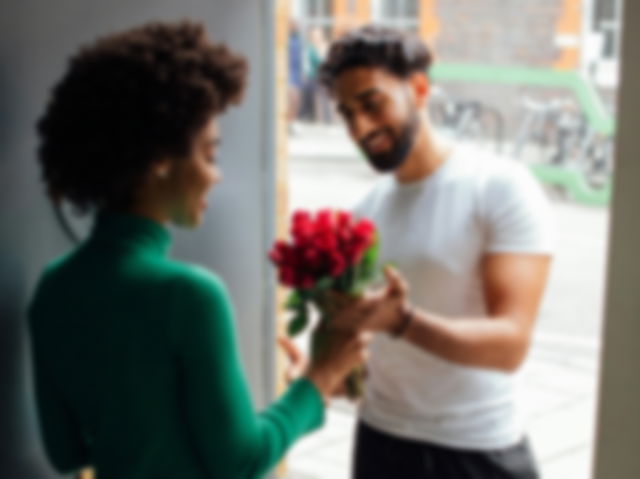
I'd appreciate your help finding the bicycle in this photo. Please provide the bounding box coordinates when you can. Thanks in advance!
[428,87,504,153]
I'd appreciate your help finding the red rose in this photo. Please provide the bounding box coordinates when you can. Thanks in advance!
[316,209,334,225]
[269,240,290,265]
[303,247,322,272]
[336,227,352,250]
[293,210,312,226]
[314,234,337,253]
[299,274,315,289]
[336,211,352,229]
[329,251,347,277]
[271,209,377,291]
[279,267,296,287]
[353,220,374,246]
[344,244,363,265]
[315,210,335,236]
[293,225,314,248]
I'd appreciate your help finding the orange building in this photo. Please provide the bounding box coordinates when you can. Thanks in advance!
[292,0,437,45]
[292,0,621,80]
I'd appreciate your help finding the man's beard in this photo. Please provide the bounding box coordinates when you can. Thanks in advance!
[360,109,419,173]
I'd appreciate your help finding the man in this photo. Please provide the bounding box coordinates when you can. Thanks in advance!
[288,20,304,131]
[321,26,554,478]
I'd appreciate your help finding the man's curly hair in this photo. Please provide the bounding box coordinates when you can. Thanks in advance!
[37,20,248,213]
[320,25,433,91]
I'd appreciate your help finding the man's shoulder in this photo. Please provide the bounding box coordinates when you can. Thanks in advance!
[352,176,393,218]
[450,146,528,181]
[444,147,537,203]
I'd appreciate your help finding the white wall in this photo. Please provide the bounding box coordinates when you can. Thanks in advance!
[593,0,640,477]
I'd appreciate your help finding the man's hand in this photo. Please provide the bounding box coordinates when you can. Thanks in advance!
[331,266,409,334]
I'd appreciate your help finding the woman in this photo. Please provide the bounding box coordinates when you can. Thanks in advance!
[28,20,366,479]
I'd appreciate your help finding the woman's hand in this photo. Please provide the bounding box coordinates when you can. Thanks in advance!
[76,468,95,479]
[331,266,410,334]
[304,329,371,402]
[277,336,308,385]
[279,334,357,400]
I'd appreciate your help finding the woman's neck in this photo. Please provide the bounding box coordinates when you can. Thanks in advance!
[108,194,169,226]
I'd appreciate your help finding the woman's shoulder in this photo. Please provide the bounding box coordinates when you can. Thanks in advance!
[29,252,76,309]
[160,260,236,342]
[158,259,229,303]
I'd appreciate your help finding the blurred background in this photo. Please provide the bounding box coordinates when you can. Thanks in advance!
[287,0,618,195]
[281,1,621,478]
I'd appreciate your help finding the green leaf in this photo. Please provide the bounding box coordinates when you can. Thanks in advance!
[284,291,304,311]
[357,236,380,283]
[334,266,355,293]
[287,306,309,337]
[312,277,334,294]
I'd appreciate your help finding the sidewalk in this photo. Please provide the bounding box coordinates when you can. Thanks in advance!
[283,123,605,479]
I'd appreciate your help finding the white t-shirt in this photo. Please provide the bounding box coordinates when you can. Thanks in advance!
[353,146,554,450]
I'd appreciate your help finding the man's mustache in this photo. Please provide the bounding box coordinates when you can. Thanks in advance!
[360,128,395,150]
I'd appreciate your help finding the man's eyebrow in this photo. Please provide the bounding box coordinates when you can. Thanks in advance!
[337,88,380,114]
[355,88,379,102]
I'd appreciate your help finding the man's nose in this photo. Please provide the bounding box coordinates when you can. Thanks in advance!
[350,113,377,143]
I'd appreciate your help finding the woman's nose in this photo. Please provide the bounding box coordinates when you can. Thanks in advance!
[211,166,222,185]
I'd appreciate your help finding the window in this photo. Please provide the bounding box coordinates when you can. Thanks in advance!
[586,0,623,87]
[296,0,334,39]
[593,0,622,59]
[372,0,419,34]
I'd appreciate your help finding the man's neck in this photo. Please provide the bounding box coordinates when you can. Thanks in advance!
[394,119,452,184]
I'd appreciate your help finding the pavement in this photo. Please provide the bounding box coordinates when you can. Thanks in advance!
[282,123,608,479]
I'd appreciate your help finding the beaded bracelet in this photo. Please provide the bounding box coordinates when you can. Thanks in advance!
[392,305,414,338]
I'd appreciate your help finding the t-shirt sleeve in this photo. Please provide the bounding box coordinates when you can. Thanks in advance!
[352,198,367,220]
[170,267,324,479]
[481,162,555,254]
[351,178,386,220]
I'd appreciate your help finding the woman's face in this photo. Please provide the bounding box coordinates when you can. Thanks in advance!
[167,117,222,228]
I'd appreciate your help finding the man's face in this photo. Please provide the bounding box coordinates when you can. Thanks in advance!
[333,67,422,172]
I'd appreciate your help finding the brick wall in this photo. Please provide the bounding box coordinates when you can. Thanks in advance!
[426,0,617,141]
[433,0,565,67]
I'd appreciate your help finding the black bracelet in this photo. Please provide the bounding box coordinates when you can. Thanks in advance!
[392,305,413,338]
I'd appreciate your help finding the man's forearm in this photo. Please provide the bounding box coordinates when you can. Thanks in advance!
[401,307,531,372]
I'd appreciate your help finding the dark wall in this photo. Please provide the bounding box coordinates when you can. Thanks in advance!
[0,1,277,477]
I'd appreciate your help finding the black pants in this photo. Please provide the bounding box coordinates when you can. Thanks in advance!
[353,422,540,479]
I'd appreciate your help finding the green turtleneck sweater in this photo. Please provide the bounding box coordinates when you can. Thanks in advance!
[27,212,324,479]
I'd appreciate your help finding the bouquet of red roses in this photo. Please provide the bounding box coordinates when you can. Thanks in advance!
[269,209,379,398]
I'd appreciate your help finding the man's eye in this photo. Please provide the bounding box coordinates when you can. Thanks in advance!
[363,101,381,113]
[339,109,352,120]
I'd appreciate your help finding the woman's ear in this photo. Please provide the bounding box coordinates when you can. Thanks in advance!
[152,159,173,180]
[410,72,430,109]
